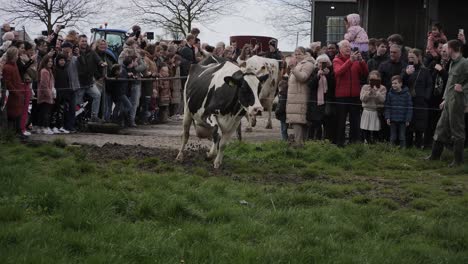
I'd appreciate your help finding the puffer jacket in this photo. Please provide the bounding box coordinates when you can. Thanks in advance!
[385,87,413,123]
[333,54,369,98]
[286,56,315,124]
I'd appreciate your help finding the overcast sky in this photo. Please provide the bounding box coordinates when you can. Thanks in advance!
[10,0,310,52]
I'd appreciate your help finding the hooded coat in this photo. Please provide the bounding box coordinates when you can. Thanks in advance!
[286,55,316,124]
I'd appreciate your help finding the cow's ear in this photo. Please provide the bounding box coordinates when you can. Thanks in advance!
[239,62,247,68]
[224,76,237,87]
[225,71,243,86]
[257,74,270,83]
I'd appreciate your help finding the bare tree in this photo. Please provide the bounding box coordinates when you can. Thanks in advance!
[130,0,237,38]
[0,0,98,33]
[264,0,315,43]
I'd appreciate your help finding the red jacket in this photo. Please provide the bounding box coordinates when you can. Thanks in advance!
[2,62,25,118]
[333,54,369,98]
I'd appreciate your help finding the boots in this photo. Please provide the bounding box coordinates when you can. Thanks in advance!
[449,140,465,167]
[425,140,444,161]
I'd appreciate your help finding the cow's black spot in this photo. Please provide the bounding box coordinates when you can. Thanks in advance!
[186,63,225,114]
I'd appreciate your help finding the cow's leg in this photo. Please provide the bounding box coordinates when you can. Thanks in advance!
[245,114,253,133]
[207,125,219,159]
[213,130,235,169]
[266,105,273,129]
[236,122,242,141]
[176,111,192,161]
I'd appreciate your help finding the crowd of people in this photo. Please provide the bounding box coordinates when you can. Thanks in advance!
[274,14,468,166]
[1,14,468,165]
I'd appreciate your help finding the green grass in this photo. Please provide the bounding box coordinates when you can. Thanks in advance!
[1,139,468,263]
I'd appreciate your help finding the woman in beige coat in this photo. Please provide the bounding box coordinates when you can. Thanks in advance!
[287,47,316,146]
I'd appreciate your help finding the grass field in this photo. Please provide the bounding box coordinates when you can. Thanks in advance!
[1,137,468,263]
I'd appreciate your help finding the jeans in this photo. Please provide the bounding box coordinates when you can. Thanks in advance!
[75,84,101,117]
[129,82,141,124]
[280,121,288,141]
[390,122,407,148]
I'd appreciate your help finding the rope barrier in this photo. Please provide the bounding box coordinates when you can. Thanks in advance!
[1,74,446,112]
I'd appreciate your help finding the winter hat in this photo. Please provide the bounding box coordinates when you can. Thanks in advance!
[2,32,14,41]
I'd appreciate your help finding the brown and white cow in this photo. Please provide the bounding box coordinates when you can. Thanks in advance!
[241,55,280,131]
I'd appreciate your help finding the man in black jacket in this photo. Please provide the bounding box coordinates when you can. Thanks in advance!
[367,39,388,72]
[179,34,197,95]
[378,44,407,142]
[75,35,105,122]
[378,45,407,91]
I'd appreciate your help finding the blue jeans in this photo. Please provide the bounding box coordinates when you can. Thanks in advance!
[129,82,141,124]
[75,84,101,117]
[390,122,406,148]
[280,121,288,141]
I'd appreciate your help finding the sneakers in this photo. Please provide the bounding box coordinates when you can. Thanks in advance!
[52,127,62,134]
[23,131,31,136]
[42,127,54,135]
[59,127,70,134]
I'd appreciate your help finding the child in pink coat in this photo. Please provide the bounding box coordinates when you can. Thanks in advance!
[344,13,369,53]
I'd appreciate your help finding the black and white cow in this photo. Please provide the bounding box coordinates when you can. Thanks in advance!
[176,61,266,168]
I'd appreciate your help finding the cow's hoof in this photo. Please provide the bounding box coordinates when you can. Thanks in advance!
[265,124,273,129]
[176,153,184,162]
[245,127,253,133]
[213,161,221,170]
[206,152,216,160]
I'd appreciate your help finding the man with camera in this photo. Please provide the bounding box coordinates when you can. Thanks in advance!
[75,34,106,122]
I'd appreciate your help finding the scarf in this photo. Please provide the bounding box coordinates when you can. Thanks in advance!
[317,72,328,106]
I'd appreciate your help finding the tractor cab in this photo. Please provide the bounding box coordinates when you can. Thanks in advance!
[90,28,128,63]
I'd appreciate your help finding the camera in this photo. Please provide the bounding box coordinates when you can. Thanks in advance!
[59,25,66,29]
[135,30,141,39]
[321,61,327,70]
[146,32,154,40]
[370,79,381,88]
[352,47,359,53]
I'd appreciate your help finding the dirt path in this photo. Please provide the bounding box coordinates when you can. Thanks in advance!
[30,116,282,149]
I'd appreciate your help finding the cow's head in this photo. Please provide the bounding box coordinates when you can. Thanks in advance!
[224,70,265,121]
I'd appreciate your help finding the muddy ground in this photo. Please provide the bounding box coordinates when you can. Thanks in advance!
[31,116,281,149]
